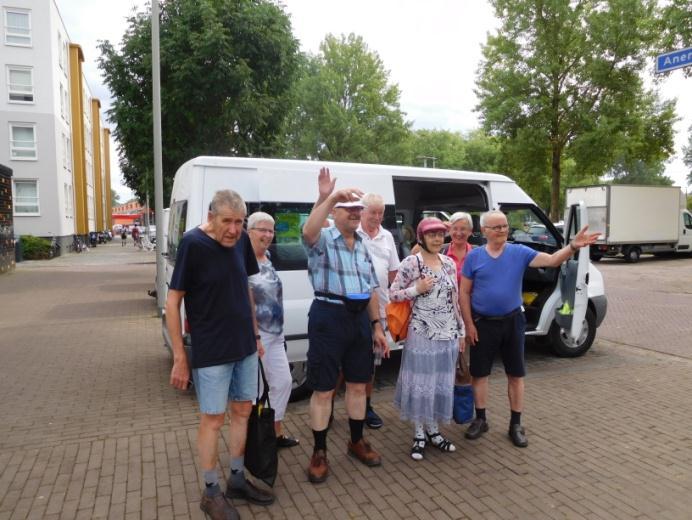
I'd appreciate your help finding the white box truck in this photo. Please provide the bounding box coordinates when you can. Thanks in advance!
[163,157,609,398]
[565,185,692,262]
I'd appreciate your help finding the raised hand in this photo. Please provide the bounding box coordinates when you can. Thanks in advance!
[572,225,600,248]
[415,275,434,294]
[318,167,337,200]
[330,187,365,204]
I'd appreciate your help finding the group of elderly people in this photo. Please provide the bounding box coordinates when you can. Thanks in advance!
[167,168,598,519]
[244,183,479,466]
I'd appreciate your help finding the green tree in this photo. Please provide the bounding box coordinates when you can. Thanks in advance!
[684,125,692,186]
[408,130,467,169]
[607,159,673,185]
[657,0,692,78]
[476,0,676,220]
[285,33,411,164]
[98,0,300,201]
[111,189,120,207]
[407,129,502,173]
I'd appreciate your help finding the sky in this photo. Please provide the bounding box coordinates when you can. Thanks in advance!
[54,0,691,202]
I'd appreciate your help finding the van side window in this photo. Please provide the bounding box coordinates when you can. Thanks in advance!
[255,202,313,271]
[685,212,692,230]
[504,207,558,248]
[167,200,188,264]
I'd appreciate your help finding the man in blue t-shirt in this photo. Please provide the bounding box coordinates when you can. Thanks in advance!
[460,210,599,448]
[166,190,273,519]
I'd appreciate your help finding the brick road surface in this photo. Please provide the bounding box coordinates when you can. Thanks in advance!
[1,245,691,519]
[595,255,692,359]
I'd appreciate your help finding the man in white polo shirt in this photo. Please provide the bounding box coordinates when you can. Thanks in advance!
[356,192,401,429]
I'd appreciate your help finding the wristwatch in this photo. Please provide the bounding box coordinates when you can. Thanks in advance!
[255,334,261,340]
[371,319,381,327]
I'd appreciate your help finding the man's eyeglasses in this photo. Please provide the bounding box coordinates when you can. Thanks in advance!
[251,228,275,234]
[485,224,509,232]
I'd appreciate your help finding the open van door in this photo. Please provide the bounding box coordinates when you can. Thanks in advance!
[556,201,590,349]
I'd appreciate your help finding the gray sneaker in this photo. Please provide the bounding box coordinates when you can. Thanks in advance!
[200,492,239,520]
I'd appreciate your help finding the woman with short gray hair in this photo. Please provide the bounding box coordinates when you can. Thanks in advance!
[445,212,474,283]
[247,211,299,448]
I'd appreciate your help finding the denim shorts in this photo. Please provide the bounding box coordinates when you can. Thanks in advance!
[192,353,258,414]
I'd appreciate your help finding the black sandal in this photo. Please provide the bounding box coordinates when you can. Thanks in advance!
[426,431,456,452]
[410,437,426,460]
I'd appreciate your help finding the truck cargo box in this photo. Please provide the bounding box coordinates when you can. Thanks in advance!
[566,185,681,244]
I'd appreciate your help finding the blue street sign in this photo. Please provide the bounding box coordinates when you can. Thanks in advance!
[656,47,692,74]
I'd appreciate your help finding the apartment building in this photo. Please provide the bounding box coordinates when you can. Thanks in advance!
[0,0,112,249]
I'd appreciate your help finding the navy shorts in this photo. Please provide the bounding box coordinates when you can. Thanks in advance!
[469,310,526,378]
[306,299,374,391]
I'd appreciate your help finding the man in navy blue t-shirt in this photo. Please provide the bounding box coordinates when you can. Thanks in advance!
[460,210,598,448]
[166,189,273,519]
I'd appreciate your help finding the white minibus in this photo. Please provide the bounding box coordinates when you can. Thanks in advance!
[162,157,607,399]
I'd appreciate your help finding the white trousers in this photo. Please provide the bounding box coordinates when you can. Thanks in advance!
[258,331,292,421]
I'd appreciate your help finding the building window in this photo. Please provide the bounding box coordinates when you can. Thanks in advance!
[58,32,64,69]
[66,136,72,171]
[9,123,37,160]
[4,8,31,46]
[13,179,39,215]
[7,66,34,103]
[63,86,70,124]
[59,84,65,118]
[64,183,73,217]
[61,133,67,169]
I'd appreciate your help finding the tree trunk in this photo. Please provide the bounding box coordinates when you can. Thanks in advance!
[550,143,561,222]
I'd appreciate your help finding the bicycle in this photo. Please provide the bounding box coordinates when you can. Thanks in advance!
[141,236,155,251]
[72,235,87,253]
[48,236,60,258]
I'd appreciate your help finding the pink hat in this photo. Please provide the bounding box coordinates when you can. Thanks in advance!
[416,217,447,242]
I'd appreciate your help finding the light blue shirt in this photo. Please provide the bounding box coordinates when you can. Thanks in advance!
[462,243,537,316]
[303,226,379,303]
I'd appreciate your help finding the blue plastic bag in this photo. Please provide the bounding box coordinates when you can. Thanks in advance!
[453,384,474,424]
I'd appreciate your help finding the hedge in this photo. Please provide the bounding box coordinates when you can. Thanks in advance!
[20,235,53,260]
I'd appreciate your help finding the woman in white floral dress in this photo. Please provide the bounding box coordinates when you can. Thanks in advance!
[390,217,465,460]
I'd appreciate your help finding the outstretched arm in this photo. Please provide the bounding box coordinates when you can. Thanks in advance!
[530,225,600,268]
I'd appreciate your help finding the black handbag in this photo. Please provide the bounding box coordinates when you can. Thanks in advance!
[245,359,278,487]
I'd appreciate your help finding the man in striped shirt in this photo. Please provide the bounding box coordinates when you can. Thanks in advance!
[302,167,389,484]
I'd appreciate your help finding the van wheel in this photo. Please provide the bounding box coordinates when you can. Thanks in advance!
[289,361,311,402]
[624,246,641,263]
[549,308,596,357]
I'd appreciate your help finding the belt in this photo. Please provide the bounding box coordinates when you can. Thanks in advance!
[473,307,522,322]
[313,291,345,305]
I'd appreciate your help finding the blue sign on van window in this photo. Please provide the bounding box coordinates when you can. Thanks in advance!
[656,47,692,74]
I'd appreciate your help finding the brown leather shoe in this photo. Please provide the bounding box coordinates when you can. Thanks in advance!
[307,449,329,483]
[347,438,382,467]
[200,492,239,520]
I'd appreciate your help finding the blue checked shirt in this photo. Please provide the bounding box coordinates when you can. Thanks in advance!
[303,226,379,304]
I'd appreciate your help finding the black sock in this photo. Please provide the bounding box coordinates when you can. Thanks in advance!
[476,408,486,421]
[349,418,365,444]
[510,410,521,426]
[366,397,372,410]
[313,428,328,452]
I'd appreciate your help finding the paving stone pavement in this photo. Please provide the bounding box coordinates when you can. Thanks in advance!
[1,244,691,519]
